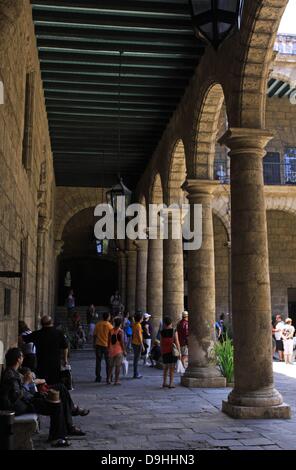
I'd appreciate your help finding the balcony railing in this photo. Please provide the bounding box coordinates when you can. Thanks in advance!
[214,161,296,186]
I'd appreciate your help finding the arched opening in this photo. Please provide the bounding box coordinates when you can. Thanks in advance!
[213,214,230,319]
[267,210,296,321]
[58,207,118,307]
[168,139,187,205]
[195,83,227,180]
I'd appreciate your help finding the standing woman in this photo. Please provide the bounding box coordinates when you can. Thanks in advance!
[160,316,181,388]
[281,318,295,365]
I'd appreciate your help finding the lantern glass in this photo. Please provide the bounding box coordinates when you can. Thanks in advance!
[189,0,244,49]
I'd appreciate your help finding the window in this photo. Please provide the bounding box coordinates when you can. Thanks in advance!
[4,289,11,316]
[22,72,35,171]
[263,152,281,185]
[284,147,296,184]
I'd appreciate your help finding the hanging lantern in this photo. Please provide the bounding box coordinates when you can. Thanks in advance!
[106,176,132,216]
[188,0,244,49]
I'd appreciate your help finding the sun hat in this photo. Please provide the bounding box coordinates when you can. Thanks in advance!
[46,389,61,404]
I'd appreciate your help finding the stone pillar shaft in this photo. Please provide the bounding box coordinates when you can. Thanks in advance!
[220,128,290,418]
[163,211,184,325]
[147,227,163,335]
[118,251,127,309]
[126,248,137,315]
[135,240,148,312]
[182,180,225,388]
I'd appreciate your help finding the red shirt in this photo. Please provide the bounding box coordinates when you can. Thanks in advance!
[177,319,188,347]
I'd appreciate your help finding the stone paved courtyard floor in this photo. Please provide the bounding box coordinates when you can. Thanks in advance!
[33,350,296,450]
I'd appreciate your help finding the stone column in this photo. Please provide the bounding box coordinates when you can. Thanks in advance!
[134,240,148,312]
[181,180,226,388]
[220,128,290,418]
[126,244,137,315]
[118,251,127,309]
[163,210,184,325]
[54,239,64,313]
[35,216,49,327]
[147,225,163,334]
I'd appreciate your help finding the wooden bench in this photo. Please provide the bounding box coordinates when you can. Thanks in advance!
[14,414,39,450]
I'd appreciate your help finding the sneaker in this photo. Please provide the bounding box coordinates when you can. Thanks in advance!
[94,377,101,383]
[133,375,142,379]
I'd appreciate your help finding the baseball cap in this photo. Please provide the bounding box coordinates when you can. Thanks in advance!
[182,311,189,318]
[143,313,151,319]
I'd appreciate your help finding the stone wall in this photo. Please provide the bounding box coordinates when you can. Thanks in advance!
[267,210,296,316]
[0,1,55,354]
[265,96,296,163]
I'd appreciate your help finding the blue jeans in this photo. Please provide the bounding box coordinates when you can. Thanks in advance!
[95,346,109,381]
[132,344,142,377]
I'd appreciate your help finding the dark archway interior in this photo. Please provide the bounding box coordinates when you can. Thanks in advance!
[58,207,118,306]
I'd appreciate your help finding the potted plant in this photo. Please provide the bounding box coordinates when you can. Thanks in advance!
[214,335,234,386]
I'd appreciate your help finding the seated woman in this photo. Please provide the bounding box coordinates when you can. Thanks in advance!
[0,348,89,447]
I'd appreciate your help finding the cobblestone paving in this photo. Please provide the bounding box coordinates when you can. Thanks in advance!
[33,350,296,450]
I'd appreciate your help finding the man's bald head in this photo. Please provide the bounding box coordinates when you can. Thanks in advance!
[40,315,53,327]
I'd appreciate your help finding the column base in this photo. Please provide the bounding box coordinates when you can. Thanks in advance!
[181,365,226,388]
[222,400,291,419]
[181,376,226,388]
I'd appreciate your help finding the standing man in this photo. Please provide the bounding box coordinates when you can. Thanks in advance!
[141,313,153,365]
[93,312,113,383]
[177,311,189,368]
[132,312,144,379]
[273,314,285,362]
[22,316,69,385]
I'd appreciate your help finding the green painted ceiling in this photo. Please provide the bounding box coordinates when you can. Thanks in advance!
[31,1,205,187]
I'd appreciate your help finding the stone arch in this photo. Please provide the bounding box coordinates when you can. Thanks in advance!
[55,187,107,241]
[149,173,164,205]
[167,139,187,205]
[265,193,296,216]
[233,0,289,128]
[194,83,227,179]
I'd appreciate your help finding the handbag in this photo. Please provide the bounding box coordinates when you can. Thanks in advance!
[172,342,180,358]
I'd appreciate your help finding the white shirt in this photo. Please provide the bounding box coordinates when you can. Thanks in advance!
[274,321,285,341]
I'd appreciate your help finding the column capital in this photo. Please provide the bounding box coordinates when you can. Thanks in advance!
[219,128,274,158]
[182,179,220,197]
[54,239,64,257]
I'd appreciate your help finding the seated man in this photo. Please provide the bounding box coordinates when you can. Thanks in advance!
[0,348,88,447]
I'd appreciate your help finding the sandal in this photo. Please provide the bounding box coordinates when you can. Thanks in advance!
[51,439,71,448]
[169,385,176,389]
[162,384,169,388]
[67,426,86,436]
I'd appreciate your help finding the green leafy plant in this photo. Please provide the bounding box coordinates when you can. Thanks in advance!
[214,335,234,384]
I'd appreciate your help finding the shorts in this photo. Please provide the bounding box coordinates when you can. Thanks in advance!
[276,339,284,352]
[283,339,294,355]
[181,346,188,356]
[109,353,124,368]
[162,353,178,365]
